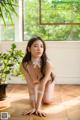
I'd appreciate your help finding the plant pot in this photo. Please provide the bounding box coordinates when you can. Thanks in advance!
[0,84,7,101]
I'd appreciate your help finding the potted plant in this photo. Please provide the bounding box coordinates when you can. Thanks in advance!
[0,43,24,100]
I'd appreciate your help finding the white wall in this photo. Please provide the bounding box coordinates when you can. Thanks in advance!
[46,41,80,84]
[0,41,80,84]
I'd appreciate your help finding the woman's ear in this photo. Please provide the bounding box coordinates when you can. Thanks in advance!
[28,47,31,52]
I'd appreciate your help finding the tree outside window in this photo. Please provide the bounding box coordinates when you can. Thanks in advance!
[24,0,80,41]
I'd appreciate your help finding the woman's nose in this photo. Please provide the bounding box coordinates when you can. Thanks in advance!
[37,46,41,51]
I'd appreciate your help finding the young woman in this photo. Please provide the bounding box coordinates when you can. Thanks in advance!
[20,36,55,117]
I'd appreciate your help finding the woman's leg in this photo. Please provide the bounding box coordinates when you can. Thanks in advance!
[42,81,55,104]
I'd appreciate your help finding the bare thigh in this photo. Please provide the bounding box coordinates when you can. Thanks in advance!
[42,81,55,104]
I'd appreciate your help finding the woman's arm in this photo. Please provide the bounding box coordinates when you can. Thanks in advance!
[20,63,46,116]
[20,63,36,108]
[36,61,53,110]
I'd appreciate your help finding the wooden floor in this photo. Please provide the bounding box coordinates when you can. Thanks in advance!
[0,84,80,120]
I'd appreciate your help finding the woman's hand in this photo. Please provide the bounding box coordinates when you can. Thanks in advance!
[35,109,47,117]
[22,108,36,115]
[22,108,47,117]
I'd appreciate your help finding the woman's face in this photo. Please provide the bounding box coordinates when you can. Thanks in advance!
[28,40,44,59]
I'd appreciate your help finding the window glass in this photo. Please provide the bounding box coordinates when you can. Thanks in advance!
[0,25,15,41]
[24,0,80,41]
[0,0,18,41]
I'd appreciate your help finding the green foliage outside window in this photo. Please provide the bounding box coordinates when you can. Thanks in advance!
[0,0,18,41]
[0,0,80,41]
[24,0,80,41]
[41,0,80,23]
[0,25,15,41]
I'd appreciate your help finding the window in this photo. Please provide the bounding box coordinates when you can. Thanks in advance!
[0,0,80,41]
[0,24,15,41]
[39,0,80,25]
[0,0,18,41]
[24,0,80,41]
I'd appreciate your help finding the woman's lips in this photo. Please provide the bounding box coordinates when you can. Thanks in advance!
[36,52,41,54]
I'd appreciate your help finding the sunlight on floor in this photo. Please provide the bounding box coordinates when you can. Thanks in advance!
[44,96,80,114]
[0,85,80,120]
[4,93,80,115]
[6,93,29,102]
[0,93,29,110]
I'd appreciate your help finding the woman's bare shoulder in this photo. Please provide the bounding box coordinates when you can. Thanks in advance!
[47,59,55,76]
[46,59,53,68]
[46,59,55,73]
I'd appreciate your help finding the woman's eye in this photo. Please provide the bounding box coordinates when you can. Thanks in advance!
[34,45,38,47]
[33,44,43,48]
[41,45,43,48]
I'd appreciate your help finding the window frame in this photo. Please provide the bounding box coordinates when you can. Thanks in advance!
[39,0,80,25]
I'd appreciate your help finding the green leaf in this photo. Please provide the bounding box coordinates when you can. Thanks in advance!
[0,0,18,25]
[7,63,14,67]
[11,43,16,49]
[0,7,6,26]
[4,70,10,74]
[1,1,14,24]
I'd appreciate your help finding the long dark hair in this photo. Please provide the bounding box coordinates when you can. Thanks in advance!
[22,36,54,81]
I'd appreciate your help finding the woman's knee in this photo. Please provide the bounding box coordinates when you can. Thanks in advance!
[42,98,53,105]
